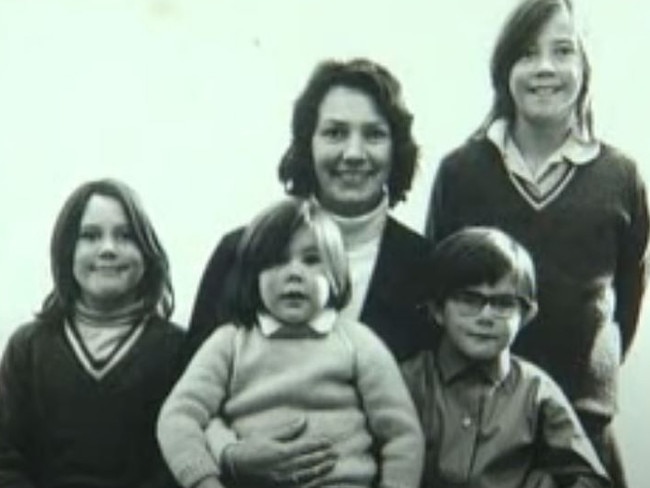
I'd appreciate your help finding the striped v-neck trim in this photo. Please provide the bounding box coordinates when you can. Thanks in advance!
[506,162,577,211]
[64,320,146,381]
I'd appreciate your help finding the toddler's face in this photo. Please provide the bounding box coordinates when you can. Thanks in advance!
[435,276,525,361]
[259,225,330,326]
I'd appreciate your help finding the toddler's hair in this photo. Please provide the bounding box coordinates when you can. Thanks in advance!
[228,198,350,327]
[426,227,537,316]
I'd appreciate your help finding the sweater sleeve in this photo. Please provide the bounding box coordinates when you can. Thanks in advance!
[183,230,242,367]
[346,323,424,488]
[614,160,649,358]
[157,325,238,488]
[0,326,38,488]
[535,373,610,488]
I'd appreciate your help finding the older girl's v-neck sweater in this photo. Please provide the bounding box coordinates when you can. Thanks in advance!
[0,315,184,488]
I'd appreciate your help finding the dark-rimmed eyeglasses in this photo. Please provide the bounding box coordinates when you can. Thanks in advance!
[449,289,527,318]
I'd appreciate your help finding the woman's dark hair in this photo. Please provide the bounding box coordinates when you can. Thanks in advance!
[478,0,593,139]
[39,178,174,321]
[426,227,537,321]
[278,58,418,207]
[229,198,351,327]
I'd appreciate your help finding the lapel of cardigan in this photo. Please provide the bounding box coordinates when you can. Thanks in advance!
[360,217,405,319]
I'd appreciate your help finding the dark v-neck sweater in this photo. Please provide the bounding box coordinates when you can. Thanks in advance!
[426,138,648,417]
[0,315,184,488]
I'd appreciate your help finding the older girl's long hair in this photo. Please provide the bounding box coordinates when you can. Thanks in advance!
[39,178,174,322]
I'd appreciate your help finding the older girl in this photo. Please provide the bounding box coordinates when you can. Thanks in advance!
[426,1,648,486]
[158,199,423,488]
[0,179,184,488]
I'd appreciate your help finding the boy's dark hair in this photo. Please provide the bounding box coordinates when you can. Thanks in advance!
[477,0,593,139]
[278,58,418,207]
[427,227,537,320]
[228,198,351,327]
[39,178,174,322]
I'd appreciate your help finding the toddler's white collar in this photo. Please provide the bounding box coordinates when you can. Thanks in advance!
[257,309,338,337]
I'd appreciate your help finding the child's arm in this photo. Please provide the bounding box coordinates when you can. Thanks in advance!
[0,328,38,488]
[615,161,648,358]
[347,323,425,488]
[156,325,237,488]
[534,373,610,488]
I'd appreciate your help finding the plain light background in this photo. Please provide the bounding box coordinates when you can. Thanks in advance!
[1,0,648,485]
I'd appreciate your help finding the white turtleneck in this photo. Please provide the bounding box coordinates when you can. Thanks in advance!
[319,196,389,321]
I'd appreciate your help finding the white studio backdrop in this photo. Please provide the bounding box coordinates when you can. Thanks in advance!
[1,0,648,485]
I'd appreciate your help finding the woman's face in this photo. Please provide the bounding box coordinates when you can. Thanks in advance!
[311,85,392,217]
[73,194,145,311]
[508,7,583,129]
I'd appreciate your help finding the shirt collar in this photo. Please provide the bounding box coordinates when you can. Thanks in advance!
[437,337,511,386]
[257,309,338,337]
[487,118,600,179]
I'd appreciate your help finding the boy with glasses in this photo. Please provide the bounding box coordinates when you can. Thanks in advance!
[402,227,609,488]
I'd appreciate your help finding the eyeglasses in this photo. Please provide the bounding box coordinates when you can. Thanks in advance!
[449,289,526,318]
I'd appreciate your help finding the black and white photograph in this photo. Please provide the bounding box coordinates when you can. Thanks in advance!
[0,1,648,487]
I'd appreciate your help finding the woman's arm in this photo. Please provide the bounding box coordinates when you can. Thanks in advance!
[0,327,38,488]
[349,323,425,488]
[183,229,243,367]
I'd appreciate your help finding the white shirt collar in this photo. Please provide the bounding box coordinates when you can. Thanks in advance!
[257,309,338,337]
[487,118,600,180]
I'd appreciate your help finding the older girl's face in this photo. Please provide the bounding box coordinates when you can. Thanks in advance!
[508,7,583,128]
[311,85,392,217]
[73,194,144,311]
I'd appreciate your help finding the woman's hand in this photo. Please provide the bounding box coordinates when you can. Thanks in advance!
[224,417,337,487]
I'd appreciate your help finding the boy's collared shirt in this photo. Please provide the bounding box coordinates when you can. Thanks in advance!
[437,337,511,388]
[401,344,609,488]
[486,118,601,210]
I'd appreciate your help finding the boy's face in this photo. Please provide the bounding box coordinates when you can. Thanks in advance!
[434,276,524,362]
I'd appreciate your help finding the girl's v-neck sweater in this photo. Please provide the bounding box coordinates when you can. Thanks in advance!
[0,315,184,488]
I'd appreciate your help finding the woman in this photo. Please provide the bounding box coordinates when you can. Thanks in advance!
[425,1,648,486]
[182,58,432,487]
[0,179,184,488]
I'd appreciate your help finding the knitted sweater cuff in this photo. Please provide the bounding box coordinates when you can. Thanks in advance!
[174,456,219,488]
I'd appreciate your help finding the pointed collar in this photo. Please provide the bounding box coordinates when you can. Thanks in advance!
[437,337,511,386]
[487,118,600,179]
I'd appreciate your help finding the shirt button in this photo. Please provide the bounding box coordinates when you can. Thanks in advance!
[462,416,472,428]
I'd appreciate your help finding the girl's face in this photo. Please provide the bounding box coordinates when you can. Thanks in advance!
[73,194,145,311]
[311,85,393,217]
[435,276,524,362]
[259,225,330,326]
[508,7,583,128]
